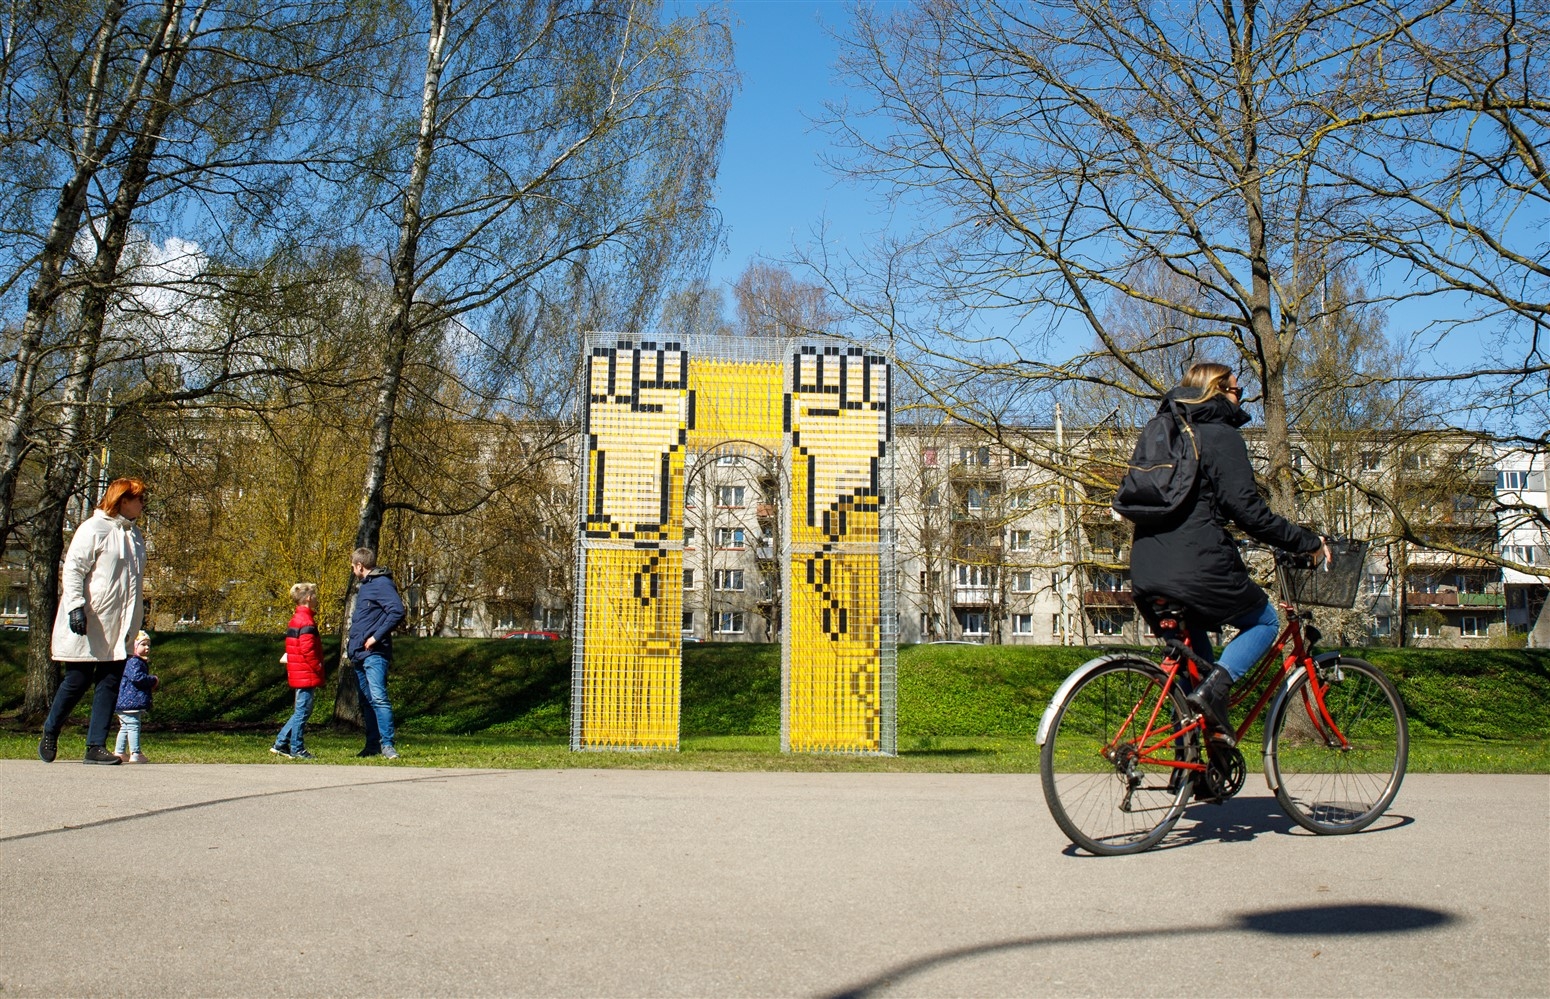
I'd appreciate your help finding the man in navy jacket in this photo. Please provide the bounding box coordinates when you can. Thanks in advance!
[348,548,407,759]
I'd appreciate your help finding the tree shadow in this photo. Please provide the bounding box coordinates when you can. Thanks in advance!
[823,903,1456,998]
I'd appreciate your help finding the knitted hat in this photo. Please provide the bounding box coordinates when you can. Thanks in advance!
[135,630,151,644]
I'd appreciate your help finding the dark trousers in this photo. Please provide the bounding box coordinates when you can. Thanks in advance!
[43,660,126,747]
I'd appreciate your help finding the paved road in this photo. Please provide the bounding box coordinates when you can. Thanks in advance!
[1,762,1545,997]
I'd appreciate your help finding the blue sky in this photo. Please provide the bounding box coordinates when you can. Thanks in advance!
[702,1,873,296]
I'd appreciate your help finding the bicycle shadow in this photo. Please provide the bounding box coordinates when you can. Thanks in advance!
[1059,792,1415,856]
[821,902,1455,999]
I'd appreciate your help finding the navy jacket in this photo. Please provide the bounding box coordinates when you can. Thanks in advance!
[1130,388,1321,627]
[115,655,157,711]
[348,570,406,663]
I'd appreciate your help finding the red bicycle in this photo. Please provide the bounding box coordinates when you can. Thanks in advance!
[1037,540,1408,855]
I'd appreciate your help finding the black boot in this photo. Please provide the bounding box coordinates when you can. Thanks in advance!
[1186,666,1236,747]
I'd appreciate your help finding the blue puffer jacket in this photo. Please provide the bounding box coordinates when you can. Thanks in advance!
[347,570,406,663]
[116,655,157,711]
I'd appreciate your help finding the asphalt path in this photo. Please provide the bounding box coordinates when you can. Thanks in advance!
[1,762,1545,997]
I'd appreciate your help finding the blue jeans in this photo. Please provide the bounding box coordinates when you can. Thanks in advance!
[275,687,316,752]
[114,710,144,755]
[354,653,395,752]
[1190,600,1282,683]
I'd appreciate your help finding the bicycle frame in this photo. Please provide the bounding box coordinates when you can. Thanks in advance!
[1121,604,1353,779]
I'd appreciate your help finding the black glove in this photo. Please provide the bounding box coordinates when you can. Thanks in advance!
[68,608,87,635]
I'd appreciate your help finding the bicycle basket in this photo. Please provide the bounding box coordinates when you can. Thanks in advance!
[1277,539,1370,609]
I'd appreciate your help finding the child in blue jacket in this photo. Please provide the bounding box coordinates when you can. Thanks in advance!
[113,631,159,763]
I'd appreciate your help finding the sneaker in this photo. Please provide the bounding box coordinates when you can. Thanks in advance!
[380,745,399,760]
[38,731,58,763]
[128,752,149,764]
[84,745,122,765]
[270,745,293,758]
[291,749,316,760]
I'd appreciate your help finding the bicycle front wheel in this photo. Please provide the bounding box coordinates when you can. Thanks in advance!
[1267,656,1408,835]
[1040,659,1196,856]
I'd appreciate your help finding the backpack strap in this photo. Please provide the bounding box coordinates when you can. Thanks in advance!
[1166,398,1200,460]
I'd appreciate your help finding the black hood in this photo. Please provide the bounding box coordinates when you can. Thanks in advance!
[1162,386,1250,428]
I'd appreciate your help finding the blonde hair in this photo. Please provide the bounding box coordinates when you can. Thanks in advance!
[290,582,319,604]
[1179,362,1237,405]
[135,630,151,644]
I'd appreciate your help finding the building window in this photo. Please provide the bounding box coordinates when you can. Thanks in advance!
[1091,613,1123,636]
[715,611,744,634]
[1052,613,1064,635]
[1007,489,1031,510]
[959,445,990,466]
[1092,571,1126,593]
[717,485,746,507]
[714,569,744,591]
[1009,529,1032,552]
[1012,571,1034,593]
[542,607,567,631]
[1009,450,1030,467]
[961,611,988,635]
[1369,616,1391,638]
[684,526,696,547]
[683,568,695,589]
[2,590,27,616]
[718,455,738,466]
[682,611,694,632]
[1412,621,1435,638]
[177,608,200,625]
[966,487,988,511]
[924,487,940,507]
[1361,451,1381,471]
[685,486,696,508]
[1498,470,1529,490]
[923,447,939,466]
[1461,616,1484,638]
[1012,614,1033,635]
[715,527,745,548]
[957,564,995,587]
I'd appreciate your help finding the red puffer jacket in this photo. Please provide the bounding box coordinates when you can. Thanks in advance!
[285,605,325,689]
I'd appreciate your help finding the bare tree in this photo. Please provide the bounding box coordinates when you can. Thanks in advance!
[819,0,1550,650]
[327,0,734,721]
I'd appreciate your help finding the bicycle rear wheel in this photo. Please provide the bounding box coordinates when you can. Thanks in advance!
[1040,659,1197,856]
[1267,656,1407,834]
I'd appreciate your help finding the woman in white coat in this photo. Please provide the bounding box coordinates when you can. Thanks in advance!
[38,477,148,765]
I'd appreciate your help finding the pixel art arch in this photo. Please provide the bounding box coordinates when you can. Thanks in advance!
[571,332,897,754]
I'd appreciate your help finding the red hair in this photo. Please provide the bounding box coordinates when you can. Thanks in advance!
[97,478,147,517]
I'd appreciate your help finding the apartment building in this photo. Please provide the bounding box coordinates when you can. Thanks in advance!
[624,423,1550,649]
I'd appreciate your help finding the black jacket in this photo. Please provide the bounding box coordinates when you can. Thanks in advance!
[1129,388,1321,627]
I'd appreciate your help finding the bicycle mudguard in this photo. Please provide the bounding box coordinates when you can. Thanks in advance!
[1261,651,1342,789]
[1036,653,1159,745]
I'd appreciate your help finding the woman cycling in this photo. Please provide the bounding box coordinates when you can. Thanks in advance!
[1129,363,1330,743]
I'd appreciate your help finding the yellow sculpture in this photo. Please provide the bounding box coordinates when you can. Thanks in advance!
[573,336,894,754]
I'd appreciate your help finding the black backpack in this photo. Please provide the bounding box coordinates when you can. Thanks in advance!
[1112,399,1200,524]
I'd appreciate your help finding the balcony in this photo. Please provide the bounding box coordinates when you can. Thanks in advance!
[952,586,1000,606]
[1404,591,1507,609]
[1083,590,1134,607]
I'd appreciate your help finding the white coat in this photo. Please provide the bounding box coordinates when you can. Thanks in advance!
[50,509,146,662]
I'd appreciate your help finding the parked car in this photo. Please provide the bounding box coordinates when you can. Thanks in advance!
[503,630,561,640]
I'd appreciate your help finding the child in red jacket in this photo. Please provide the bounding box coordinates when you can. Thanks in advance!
[272,583,325,760]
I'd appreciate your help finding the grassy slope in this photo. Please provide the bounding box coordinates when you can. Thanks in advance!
[1,633,1544,768]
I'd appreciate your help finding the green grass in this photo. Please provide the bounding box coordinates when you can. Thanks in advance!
[0,632,1544,772]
